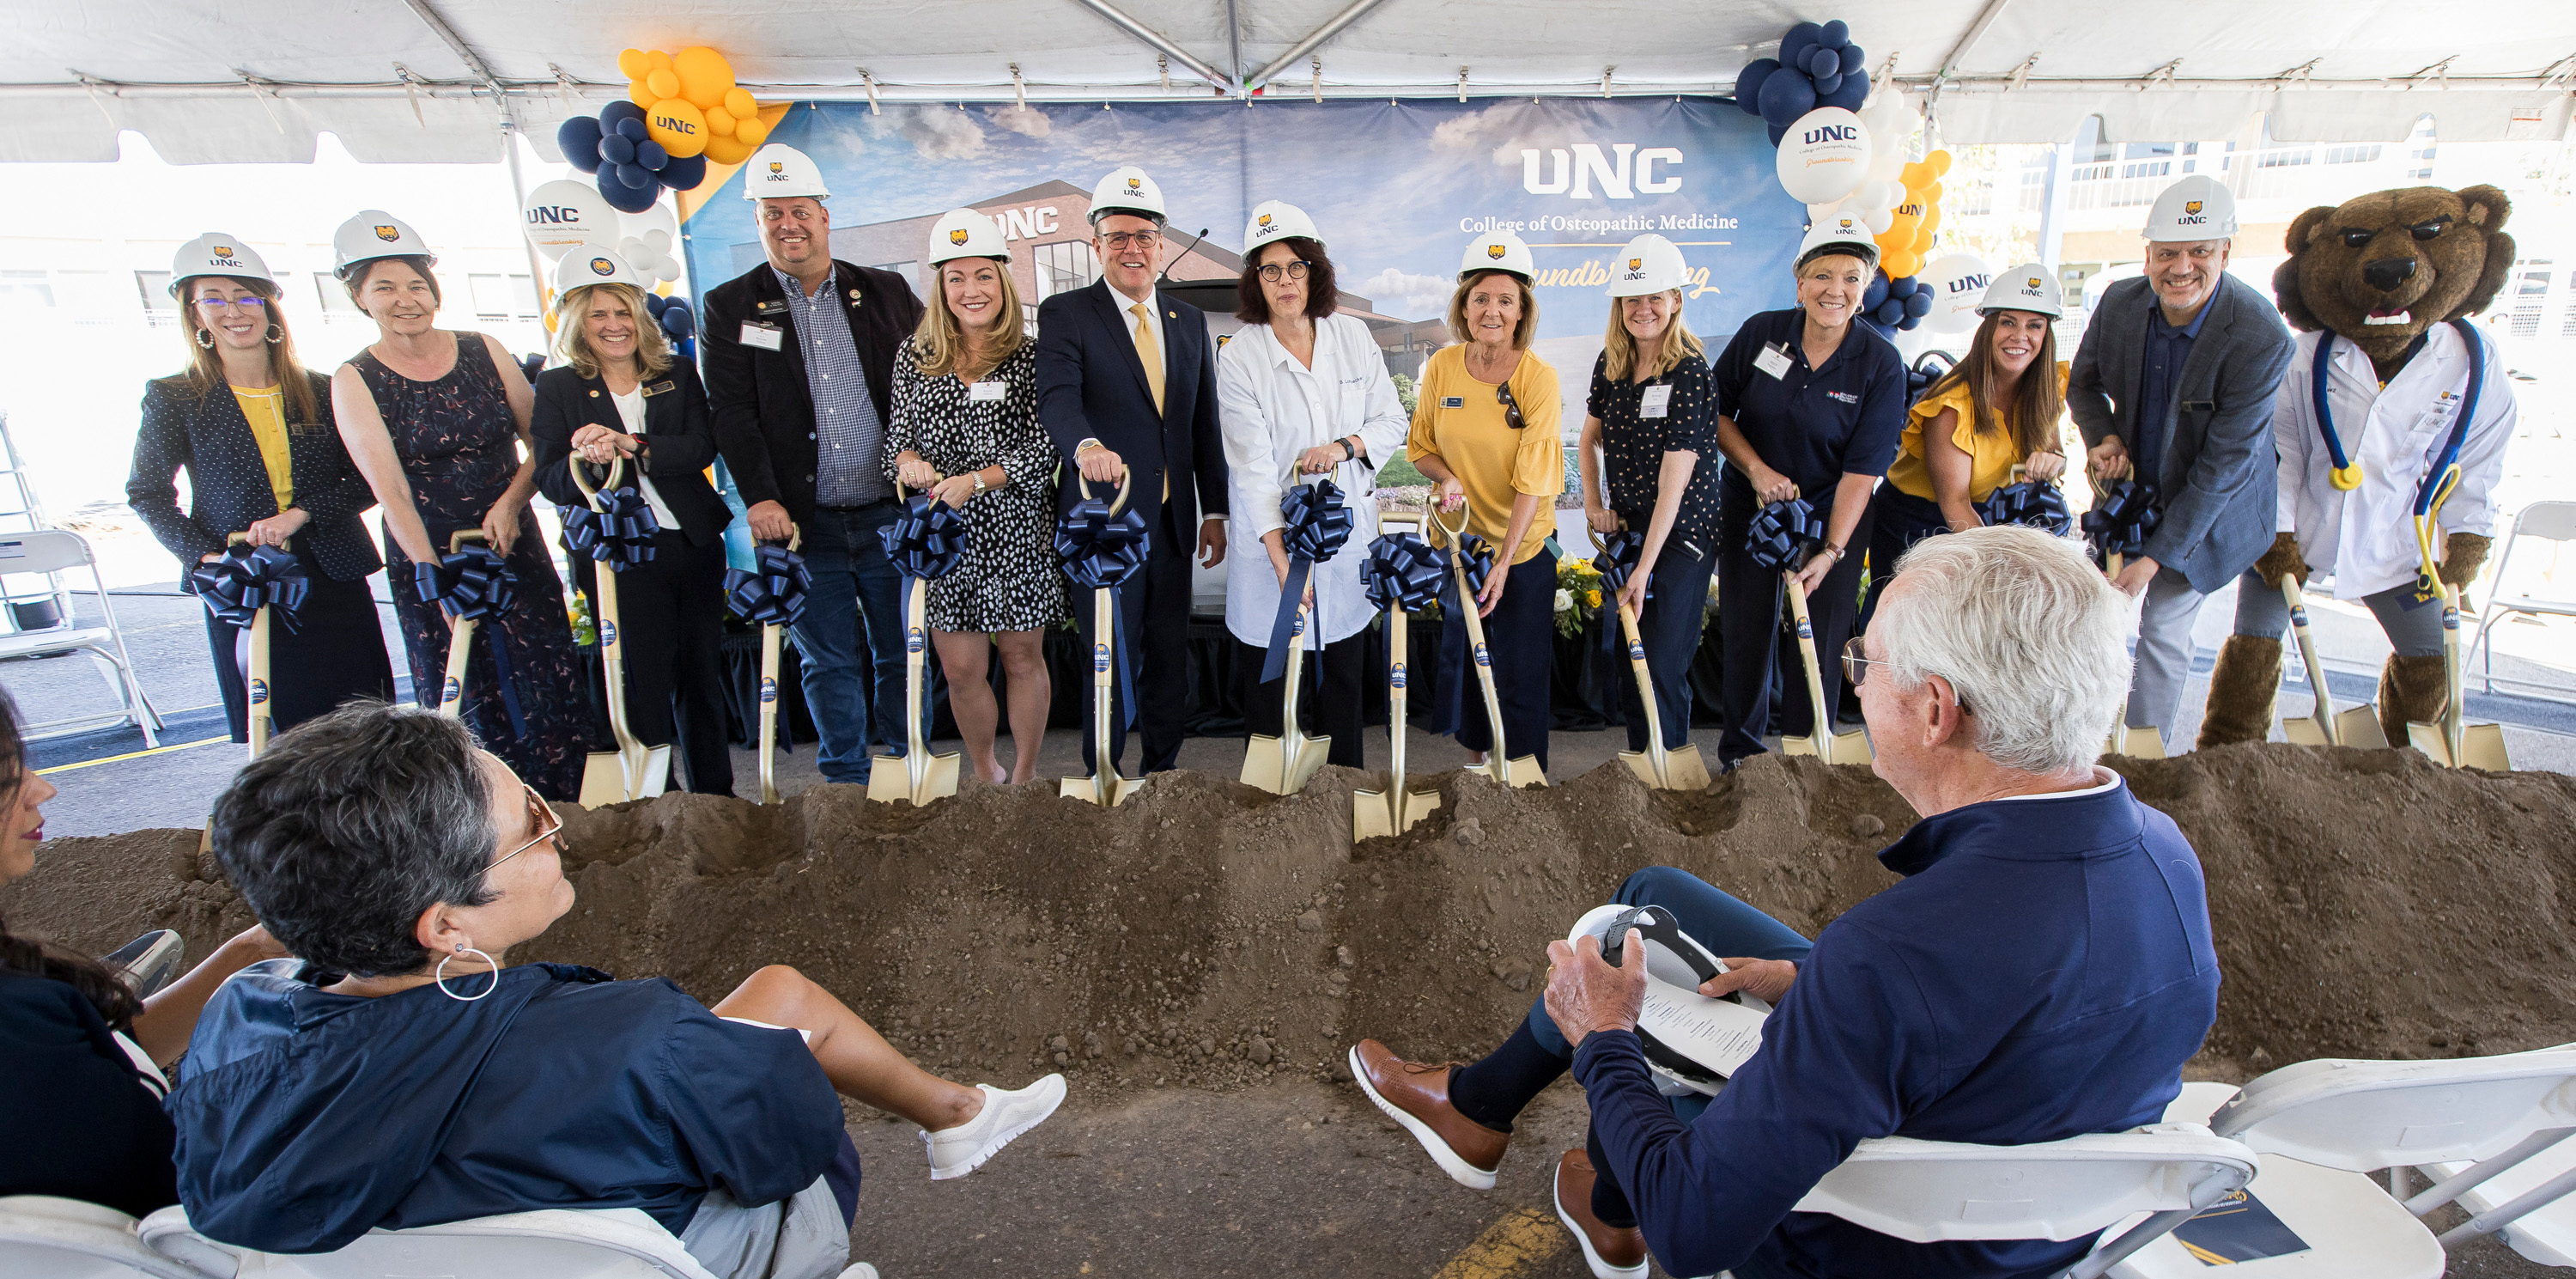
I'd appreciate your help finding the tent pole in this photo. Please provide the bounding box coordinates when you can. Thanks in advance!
[1069,0,1231,91]
[2037,139,2072,272]
[500,122,553,356]
[1246,0,1394,91]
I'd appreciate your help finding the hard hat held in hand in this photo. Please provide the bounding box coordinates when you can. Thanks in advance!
[332,210,434,280]
[170,233,274,297]
[742,143,829,201]
[1244,200,1321,256]
[1089,166,1167,224]
[927,209,1008,266]
[1796,214,1880,269]
[1978,262,2063,318]
[550,242,643,301]
[1607,233,1690,297]
[1459,228,1535,282]
[2143,174,2237,241]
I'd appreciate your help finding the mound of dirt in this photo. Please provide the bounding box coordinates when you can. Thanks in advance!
[7,746,2574,1094]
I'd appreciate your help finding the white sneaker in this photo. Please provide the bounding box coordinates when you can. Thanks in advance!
[835,1266,879,1279]
[920,1075,1066,1180]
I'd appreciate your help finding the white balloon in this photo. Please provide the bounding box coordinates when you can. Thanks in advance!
[621,198,680,250]
[642,228,673,256]
[1868,141,1906,183]
[1917,253,1996,334]
[521,179,618,262]
[1775,107,1872,205]
[1863,205,1895,234]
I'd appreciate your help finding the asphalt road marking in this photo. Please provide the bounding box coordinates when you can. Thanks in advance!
[36,734,228,775]
[1433,1205,1568,1278]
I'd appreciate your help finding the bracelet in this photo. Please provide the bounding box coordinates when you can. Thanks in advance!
[1825,544,1846,563]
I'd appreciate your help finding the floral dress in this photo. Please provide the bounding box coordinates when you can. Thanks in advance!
[351,333,588,801]
[879,339,1066,632]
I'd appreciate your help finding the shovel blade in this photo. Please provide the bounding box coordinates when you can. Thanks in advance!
[2281,716,2332,746]
[1401,789,1441,831]
[1286,736,1331,793]
[1241,735,1291,795]
[869,751,962,805]
[2105,726,2166,759]
[1618,748,1659,786]
[2406,720,2452,764]
[1662,746,1714,791]
[2338,706,2391,750]
[1781,736,1818,758]
[1824,730,1874,766]
[633,746,673,799]
[2461,724,2512,771]
[1492,754,1546,789]
[1352,789,1394,841]
[1059,771,1144,807]
[578,752,631,808]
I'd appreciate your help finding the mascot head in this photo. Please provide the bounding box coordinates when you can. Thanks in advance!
[2275,185,2514,362]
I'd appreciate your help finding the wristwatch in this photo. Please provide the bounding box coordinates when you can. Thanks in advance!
[972,471,990,496]
[1824,543,1847,563]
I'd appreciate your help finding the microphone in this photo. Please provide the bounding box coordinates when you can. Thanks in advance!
[1157,228,1212,285]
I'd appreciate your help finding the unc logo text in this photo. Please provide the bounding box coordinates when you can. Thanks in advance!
[1521,143,1684,200]
[526,205,592,227]
[653,113,697,136]
[1802,124,1857,143]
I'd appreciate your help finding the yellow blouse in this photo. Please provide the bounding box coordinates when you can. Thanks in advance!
[1886,364,2068,504]
[231,384,295,514]
[1406,344,1563,566]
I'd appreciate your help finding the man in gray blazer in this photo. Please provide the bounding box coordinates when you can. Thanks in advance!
[2069,175,2294,749]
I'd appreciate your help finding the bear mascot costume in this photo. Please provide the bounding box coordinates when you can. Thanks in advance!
[2196,185,2518,750]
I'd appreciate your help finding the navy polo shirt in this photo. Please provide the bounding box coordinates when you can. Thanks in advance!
[1711,308,1906,522]
[2134,298,2210,489]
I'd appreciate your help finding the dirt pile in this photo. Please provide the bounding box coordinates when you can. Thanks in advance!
[7,746,2575,1093]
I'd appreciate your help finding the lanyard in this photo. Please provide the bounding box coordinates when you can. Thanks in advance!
[2403,320,2486,589]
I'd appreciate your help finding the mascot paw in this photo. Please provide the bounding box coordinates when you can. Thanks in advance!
[2196,635,2284,751]
[2439,532,2491,596]
[2254,532,2310,589]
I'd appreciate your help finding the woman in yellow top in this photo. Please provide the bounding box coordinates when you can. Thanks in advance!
[1406,230,1564,772]
[126,234,393,743]
[1868,265,2069,613]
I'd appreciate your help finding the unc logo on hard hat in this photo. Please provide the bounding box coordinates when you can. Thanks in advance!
[2028,276,2043,289]
[949,228,969,246]
[1628,258,1642,271]
[769,161,783,174]
[374,225,400,242]
[213,245,234,259]
[1486,244,1505,260]
[590,256,616,276]
[1125,177,1141,192]
[2184,200,2203,216]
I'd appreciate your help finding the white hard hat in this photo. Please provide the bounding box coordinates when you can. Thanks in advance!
[550,243,643,301]
[332,210,435,281]
[1795,214,1880,269]
[743,143,831,201]
[168,233,274,297]
[1243,200,1322,256]
[1606,233,1689,297]
[1459,228,1535,282]
[2142,174,2236,241]
[1088,166,1167,224]
[1978,263,2063,318]
[926,209,1008,266]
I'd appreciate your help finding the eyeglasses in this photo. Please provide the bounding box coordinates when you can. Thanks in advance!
[1256,261,1311,283]
[1099,230,1162,250]
[194,295,268,311]
[489,783,562,871]
[1844,637,1969,715]
[1494,381,1526,430]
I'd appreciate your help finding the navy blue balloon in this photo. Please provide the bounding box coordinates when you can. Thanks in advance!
[1733,58,1779,115]
[641,291,668,316]
[658,153,707,192]
[1840,45,1867,75]
[556,117,605,174]
[1863,273,1890,310]
[1820,73,1870,113]
[598,174,659,214]
[635,139,668,170]
[660,306,695,338]
[1820,20,1850,48]
[1903,290,1933,319]
[615,117,649,142]
[1807,47,1842,78]
[1812,70,1843,98]
[1758,69,1817,127]
[598,133,635,167]
[1875,298,1906,326]
[1779,21,1825,80]
[1767,124,1789,147]
[615,162,654,191]
[600,100,646,127]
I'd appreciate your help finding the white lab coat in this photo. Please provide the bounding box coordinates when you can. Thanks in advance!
[1215,314,1412,648]
[2273,324,2515,599]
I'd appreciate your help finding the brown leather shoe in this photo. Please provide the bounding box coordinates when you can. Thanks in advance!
[1553,1149,1649,1278]
[1347,1039,1510,1190]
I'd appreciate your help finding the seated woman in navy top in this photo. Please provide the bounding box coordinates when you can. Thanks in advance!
[169,703,1064,1276]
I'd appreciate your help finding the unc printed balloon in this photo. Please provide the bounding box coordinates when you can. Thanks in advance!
[1917,253,1994,333]
[521,179,618,262]
[1775,108,1870,204]
[644,97,709,159]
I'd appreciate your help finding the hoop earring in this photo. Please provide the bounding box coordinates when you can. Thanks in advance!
[194,328,216,350]
[433,944,500,1002]
[265,323,284,344]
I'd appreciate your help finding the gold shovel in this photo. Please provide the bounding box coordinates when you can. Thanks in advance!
[568,460,672,807]
[1355,513,1441,838]
[199,533,273,855]
[1779,579,1873,764]
[1607,521,1711,789]
[433,529,486,722]
[869,484,963,806]
[2280,576,2387,748]
[1431,503,1543,788]
[2405,579,2511,770]
[755,527,799,805]
[1241,598,1331,795]
[2094,551,2168,759]
[1061,469,1145,807]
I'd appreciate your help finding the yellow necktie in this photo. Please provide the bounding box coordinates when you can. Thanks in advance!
[1130,303,1165,416]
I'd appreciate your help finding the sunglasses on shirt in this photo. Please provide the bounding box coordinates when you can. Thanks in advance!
[1495,382,1526,430]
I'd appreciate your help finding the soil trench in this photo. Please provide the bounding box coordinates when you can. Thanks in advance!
[8,745,2575,1093]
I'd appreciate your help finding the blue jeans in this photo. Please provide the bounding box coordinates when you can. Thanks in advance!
[1526,866,1816,1069]
[791,502,910,783]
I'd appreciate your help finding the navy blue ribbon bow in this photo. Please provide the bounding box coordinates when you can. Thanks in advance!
[1058,495,1153,727]
[1260,478,1357,684]
[1450,533,1496,601]
[1976,482,2074,536]
[878,493,970,581]
[2081,480,2161,567]
[1361,531,1445,614]
[413,541,526,734]
[725,544,813,628]
[560,487,660,571]
[1745,498,1824,575]
[190,543,309,630]
[1593,529,1646,594]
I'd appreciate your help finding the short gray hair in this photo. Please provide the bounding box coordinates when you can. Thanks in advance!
[210,703,498,977]
[1873,527,2131,772]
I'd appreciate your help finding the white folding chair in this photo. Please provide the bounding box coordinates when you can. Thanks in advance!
[1792,1125,2257,1279]
[2110,1046,2576,1277]
[2472,500,2576,696]
[0,1194,204,1278]
[138,1205,725,1279]
[0,530,162,745]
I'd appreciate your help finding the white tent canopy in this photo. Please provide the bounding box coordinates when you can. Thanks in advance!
[5,0,2573,164]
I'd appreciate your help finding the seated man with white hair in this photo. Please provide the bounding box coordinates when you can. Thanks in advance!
[1348,526,2221,1279]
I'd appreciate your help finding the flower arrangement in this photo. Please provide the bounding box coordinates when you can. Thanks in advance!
[1555,557,1607,637]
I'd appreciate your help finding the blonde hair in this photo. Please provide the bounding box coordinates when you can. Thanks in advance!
[168,276,320,425]
[1446,271,1539,349]
[913,258,1026,380]
[1601,291,1706,381]
[553,283,672,380]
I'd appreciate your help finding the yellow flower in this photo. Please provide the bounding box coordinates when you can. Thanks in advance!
[1586,589,1602,607]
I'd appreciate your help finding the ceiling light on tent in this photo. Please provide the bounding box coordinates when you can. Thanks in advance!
[1159,54,1170,92]
[860,68,879,115]
[1012,63,1026,109]
[1457,66,1468,103]
[1602,66,1615,99]
[1311,58,1322,104]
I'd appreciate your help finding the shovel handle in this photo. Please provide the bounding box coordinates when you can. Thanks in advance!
[569,454,627,509]
[1077,466,1134,517]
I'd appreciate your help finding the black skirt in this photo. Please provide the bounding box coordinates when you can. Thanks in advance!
[203,549,396,743]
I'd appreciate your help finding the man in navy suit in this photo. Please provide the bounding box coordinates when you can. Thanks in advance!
[1036,166,1230,776]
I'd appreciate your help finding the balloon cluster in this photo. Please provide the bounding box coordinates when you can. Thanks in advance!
[1873,147,1950,281]
[641,292,698,356]
[1862,272,1933,337]
[726,543,813,627]
[1734,21,1870,145]
[559,102,708,215]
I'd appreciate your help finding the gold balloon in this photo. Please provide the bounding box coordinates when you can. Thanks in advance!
[674,46,736,111]
[724,87,756,119]
[702,135,754,166]
[646,68,680,100]
[644,97,709,159]
[616,48,651,80]
[705,107,736,137]
[734,115,770,147]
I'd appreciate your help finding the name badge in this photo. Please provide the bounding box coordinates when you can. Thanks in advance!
[1639,384,1674,418]
[754,299,790,315]
[1753,343,1793,381]
[641,380,676,398]
[969,381,1007,402]
[2412,390,2463,437]
[739,322,784,351]
[1441,395,1465,409]
[289,422,330,437]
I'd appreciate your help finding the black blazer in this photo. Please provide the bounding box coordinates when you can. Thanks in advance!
[125,371,381,582]
[701,259,923,530]
[1034,280,1228,530]
[530,362,730,545]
